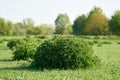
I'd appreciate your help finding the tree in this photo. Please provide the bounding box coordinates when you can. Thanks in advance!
[5,21,14,35]
[55,14,72,34]
[109,10,120,35]
[23,18,34,28]
[13,22,26,35]
[46,24,55,35]
[73,14,87,35]
[0,18,5,35]
[0,18,13,35]
[27,24,55,35]
[83,7,109,35]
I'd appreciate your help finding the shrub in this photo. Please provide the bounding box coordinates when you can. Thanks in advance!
[7,39,19,50]
[10,38,43,60]
[32,36,101,69]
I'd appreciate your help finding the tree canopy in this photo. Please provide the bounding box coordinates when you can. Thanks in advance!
[73,14,87,35]
[83,7,109,35]
[55,14,72,34]
[109,10,120,35]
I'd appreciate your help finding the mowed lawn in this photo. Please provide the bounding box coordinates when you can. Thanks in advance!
[0,36,120,80]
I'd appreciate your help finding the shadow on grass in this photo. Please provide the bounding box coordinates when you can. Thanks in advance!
[0,65,40,71]
[0,59,13,62]
[0,59,41,71]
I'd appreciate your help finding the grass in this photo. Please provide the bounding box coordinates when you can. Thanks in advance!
[0,36,120,80]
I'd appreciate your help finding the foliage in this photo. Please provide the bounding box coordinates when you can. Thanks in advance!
[0,18,5,35]
[0,18,13,35]
[32,36,101,69]
[73,14,87,35]
[83,7,109,35]
[8,38,43,60]
[13,22,26,35]
[55,14,72,34]
[23,18,34,28]
[7,39,20,50]
[0,36,120,80]
[109,10,120,35]
[27,24,55,35]
[5,21,14,35]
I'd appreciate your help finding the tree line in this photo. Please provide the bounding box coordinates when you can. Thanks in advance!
[0,7,120,36]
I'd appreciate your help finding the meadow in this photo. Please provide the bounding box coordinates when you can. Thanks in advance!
[0,36,120,80]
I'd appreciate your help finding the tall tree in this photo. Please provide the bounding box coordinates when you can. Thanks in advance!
[0,18,14,35]
[55,14,72,34]
[23,18,34,28]
[109,10,120,35]
[73,14,87,35]
[83,7,109,35]
[0,18,5,35]
[13,22,26,35]
[5,21,14,35]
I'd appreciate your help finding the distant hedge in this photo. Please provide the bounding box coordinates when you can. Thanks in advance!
[32,36,101,69]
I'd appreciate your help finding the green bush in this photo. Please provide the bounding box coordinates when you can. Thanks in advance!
[32,36,101,69]
[9,38,43,60]
[7,39,19,50]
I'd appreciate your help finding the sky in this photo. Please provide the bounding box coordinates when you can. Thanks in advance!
[0,0,120,25]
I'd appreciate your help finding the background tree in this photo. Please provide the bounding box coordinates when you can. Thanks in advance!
[0,18,5,35]
[0,18,14,35]
[83,7,109,35]
[46,24,55,35]
[13,22,26,35]
[73,14,87,35]
[5,21,14,35]
[23,18,34,28]
[109,10,120,35]
[55,14,72,34]
[27,24,55,35]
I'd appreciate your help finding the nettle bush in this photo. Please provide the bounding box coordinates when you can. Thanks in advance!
[32,36,101,69]
[7,38,43,60]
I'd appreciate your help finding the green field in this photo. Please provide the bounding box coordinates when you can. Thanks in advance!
[0,36,120,80]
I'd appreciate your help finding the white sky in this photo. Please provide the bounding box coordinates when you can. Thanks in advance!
[0,0,120,25]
